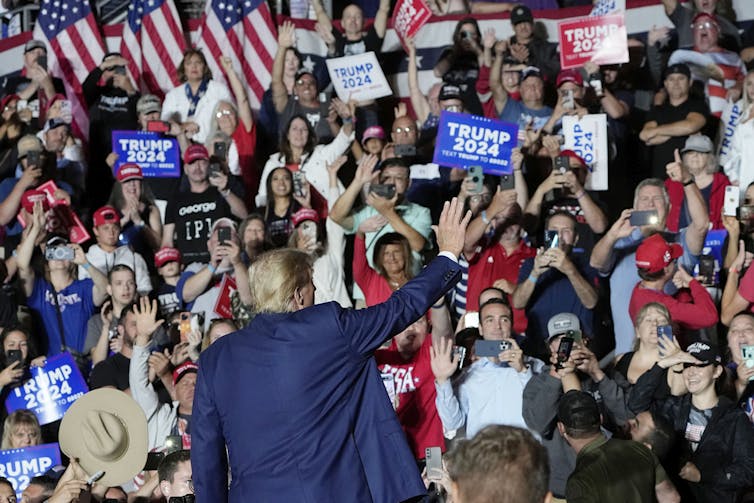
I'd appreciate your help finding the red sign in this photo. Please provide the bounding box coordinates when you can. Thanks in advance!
[213,274,237,319]
[17,181,90,244]
[391,0,432,45]
[558,14,628,70]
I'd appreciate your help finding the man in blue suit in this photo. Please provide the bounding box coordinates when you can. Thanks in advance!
[192,198,470,502]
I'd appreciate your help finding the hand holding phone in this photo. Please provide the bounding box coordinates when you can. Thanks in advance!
[629,210,659,227]
[556,337,574,369]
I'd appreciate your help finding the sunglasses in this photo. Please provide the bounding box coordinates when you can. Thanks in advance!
[215,109,233,118]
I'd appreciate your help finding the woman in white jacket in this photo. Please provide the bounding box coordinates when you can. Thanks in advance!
[255,98,354,208]
[286,156,352,308]
[723,70,754,200]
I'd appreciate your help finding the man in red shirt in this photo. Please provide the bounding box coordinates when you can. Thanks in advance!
[629,233,718,334]
[375,315,447,460]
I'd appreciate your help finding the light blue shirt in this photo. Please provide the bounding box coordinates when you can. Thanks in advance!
[434,357,535,438]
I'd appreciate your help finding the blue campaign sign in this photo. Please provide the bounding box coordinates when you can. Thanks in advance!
[0,443,61,498]
[112,130,181,178]
[432,111,518,175]
[5,353,88,425]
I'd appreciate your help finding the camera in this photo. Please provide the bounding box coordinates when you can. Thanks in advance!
[370,184,396,199]
[113,65,127,75]
[45,245,74,261]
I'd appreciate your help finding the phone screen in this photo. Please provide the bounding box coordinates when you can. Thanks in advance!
[556,337,574,366]
[544,230,559,249]
[629,210,659,227]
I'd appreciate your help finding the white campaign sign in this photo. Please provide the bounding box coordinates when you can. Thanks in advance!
[326,52,393,102]
[562,114,608,191]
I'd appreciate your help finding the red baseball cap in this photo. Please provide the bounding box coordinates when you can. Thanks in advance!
[173,360,198,385]
[93,206,121,227]
[556,68,584,88]
[635,234,682,273]
[155,247,181,268]
[692,12,718,28]
[20,189,50,215]
[291,208,319,227]
[559,149,587,168]
[116,163,143,183]
[183,144,209,164]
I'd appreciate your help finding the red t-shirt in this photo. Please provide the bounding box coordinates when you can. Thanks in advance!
[628,281,718,331]
[466,240,535,334]
[375,335,445,459]
[232,122,258,202]
[738,265,754,311]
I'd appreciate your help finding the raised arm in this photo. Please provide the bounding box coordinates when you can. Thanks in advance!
[406,37,430,125]
[16,202,45,297]
[666,149,708,254]
[329,154,378,230]
[490,40,509,115]
[219,57,253,132]
[589,209,633,273]
[373,0,390,38]
[272,21,296,114]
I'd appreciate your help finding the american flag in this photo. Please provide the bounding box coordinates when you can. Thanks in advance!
[120,0,187,97]
[196,0,277,110]
[33,0,105,138]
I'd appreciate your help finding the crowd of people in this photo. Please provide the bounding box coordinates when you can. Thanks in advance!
[0,0,754,501]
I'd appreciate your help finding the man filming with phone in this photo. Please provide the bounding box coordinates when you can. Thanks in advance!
[430,297,534,438]
[513,211,599,360]
[590,176,708,355]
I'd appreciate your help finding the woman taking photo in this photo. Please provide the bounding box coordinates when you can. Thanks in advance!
[259,167,308,248]
[108,163,162,257]
[0,325,45,394]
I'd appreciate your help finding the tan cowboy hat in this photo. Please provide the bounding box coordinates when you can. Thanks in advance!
[59,389,148,487]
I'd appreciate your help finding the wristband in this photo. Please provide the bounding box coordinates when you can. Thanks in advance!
[528,274,538,284]
[81,262,91,270]
[730,266,740,275]
[481,210,490,225]
[683,179,695,187]
[221,188,231,198]
[207,263,217,274]
[342,117,353,124]
[575,190,586,199]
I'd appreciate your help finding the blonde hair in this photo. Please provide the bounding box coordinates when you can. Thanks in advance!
[632,302,672,351]
[2,409,41,449]
[249,249,313,313]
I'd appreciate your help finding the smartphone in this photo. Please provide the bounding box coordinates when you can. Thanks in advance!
[214,141,227,161]
[217,226,231,244]
[178,312,191,342]
[394,144,416,157]
[292,171,305,198]
[562,89,575,110]
[45,245,75,261]
[113,65,127,76]
[698,254,715,285]
[554,155,570,174]
[26,150,40,167]
[165,434,182,453]
[208,162,223,179]
[724,186,740,217]
[657,325,673,356]
[499,173,515,191]
[566,329,582,345]
[370,183,396,199]
[37,55,47,70]
[589,77,603,97]
[146,120,171,133]
[425,446,443,480]
[474,339,511,357]
[143,451,165,471]
[556,336,574,367]
[190,311,205,335]
[381,373,396,405]
[464,312,479,329]
[468,166,484,194]
[299,220,317,242]
[6,349,22,367]
[629,210,659,227]
[742,346,754,381]
[452,345,466,370]
[544,230,559,250]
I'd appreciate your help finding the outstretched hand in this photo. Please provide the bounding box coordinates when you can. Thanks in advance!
[434,197,472,258]
[133,296,163,346]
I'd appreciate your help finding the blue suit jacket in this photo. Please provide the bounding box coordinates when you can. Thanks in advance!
[192,256,461,502]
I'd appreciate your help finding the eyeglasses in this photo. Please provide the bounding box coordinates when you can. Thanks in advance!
[296,78,315,86]
[442,104,462,113]
[215,109,233,118]
[393,126,413,134]
[469,193,491,204]
[691,21,716,30]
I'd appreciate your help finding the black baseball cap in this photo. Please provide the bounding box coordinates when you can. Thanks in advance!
[511,4,533,25]
[664,63,691,80]
[557,391,600,430]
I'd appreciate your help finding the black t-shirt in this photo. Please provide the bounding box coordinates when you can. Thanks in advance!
[165,187,231,264]
[90,352,131,391]
[437,47,482,116]
[646,96,709,178]
[156,282,181,318]
[332,25,382,57]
